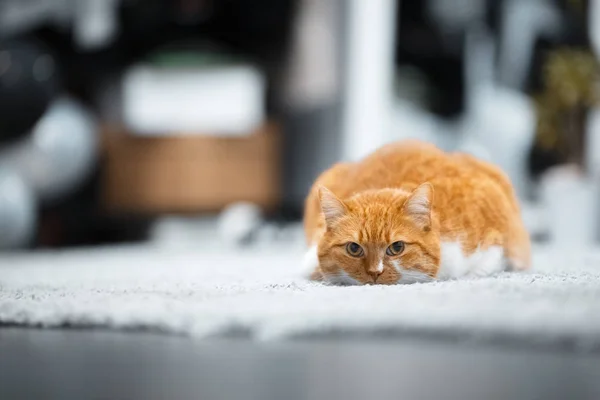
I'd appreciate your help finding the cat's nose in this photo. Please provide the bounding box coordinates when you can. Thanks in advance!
[368,270,383,282]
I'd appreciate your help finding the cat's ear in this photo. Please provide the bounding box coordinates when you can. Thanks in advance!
[318,186,347,227]
[403,183,433,231]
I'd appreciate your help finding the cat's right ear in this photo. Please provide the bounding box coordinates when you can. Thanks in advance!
[318,187,347,227]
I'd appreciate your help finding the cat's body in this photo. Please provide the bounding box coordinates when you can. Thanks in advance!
[303,140,531,285]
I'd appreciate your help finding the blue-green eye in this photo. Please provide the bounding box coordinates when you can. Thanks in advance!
[386,241,405,256]
[346,242,364,257]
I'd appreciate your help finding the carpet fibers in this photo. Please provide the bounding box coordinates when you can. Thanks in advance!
[1,245,600,348]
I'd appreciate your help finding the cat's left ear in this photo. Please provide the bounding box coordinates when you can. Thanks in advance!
[403,183,433,231]
[318,186,347,227]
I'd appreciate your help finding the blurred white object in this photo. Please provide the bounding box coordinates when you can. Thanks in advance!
[341,0,397,161]
[540,165,599,246]
[585,107,600,175]
[589,0,600,60]
[464,85,536,199]
[0,0,120,49]
[392,100,458,151]
[498,0,561,90]
[217,202,264,246]
[123,65,265,135]
[392,67,460,150]
[520,200,548,239]
[427,0,486,34]
[457,138,492,162]
[150,216,222,250]
[74,0,119,50]
[283,0,340,110]
[0,167,36,249]
[0,97,98,203]
[151,215,305,251]
[0,0,69,36]
[460,26,536,201]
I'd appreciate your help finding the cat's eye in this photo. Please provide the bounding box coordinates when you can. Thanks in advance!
[346,242,364,257]
[386,241,405,256]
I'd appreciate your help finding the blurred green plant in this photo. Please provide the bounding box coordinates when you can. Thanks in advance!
[535,48,600,167]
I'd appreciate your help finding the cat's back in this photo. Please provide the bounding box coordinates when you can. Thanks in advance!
[307,139,516,204]
[358,140,513,197]
[367,143,518,228]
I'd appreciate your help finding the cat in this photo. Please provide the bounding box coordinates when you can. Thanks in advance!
[303,139,531,285]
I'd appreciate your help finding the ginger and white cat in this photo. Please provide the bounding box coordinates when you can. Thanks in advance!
[303,140,531,285]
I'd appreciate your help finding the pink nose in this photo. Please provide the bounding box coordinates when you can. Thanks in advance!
[368,270,383,282]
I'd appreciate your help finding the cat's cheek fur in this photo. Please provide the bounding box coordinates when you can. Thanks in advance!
[391,261,435,284]
[304,244,361,284]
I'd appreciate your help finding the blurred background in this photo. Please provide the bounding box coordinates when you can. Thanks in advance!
[0,0,598,251]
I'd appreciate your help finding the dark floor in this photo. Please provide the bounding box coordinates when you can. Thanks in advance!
[1,328,599,400]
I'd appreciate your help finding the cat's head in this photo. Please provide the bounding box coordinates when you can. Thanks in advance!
[317,183,440,285]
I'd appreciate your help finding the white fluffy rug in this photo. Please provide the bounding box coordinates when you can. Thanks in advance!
[1,244,600,348]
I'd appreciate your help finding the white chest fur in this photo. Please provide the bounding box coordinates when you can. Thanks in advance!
[437,241,505,280]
